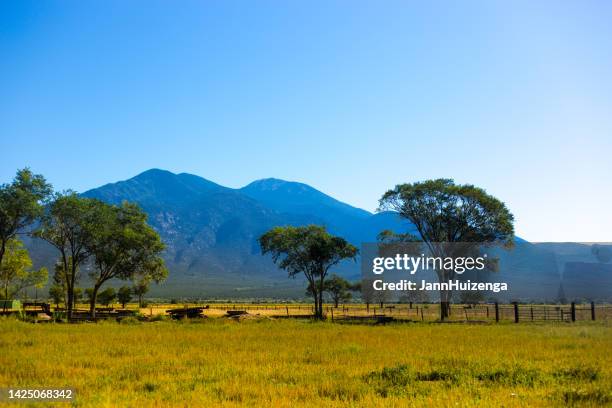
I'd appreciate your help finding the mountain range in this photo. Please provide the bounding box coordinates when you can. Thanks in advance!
[23,169,610,301]
[76,169,411,297]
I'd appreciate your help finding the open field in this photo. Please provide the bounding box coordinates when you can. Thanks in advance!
[1,318,611,407]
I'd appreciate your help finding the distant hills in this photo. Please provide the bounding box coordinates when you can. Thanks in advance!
[76,169,412,297]
[23,169,610,300]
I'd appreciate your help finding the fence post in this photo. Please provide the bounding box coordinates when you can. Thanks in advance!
[571,302,576,322]
[591,301,596,321]
[513,302,519,323]
[331,309,334,322]
[495,302,499,323]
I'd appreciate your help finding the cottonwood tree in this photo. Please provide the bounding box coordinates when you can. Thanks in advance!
[324,275,355,308]
[358,280,375,312]
[98,287,116,307]
[0,168,52,267]
[117,286,132,308]
[49,284,63,308]
[34,193,98,319]
[132,278,150,308]
[259,225,357,319]
[73,287,83,306]
[86,201,167,318]
[379,179,514,320]
[0,238,47,304]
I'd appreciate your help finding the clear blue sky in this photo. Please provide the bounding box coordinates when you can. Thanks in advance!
[1,1,611,241]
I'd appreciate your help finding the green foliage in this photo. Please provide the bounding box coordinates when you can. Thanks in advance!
[379,178,514,245]
[117,286,132,308]
[132,278,150,308]
[98,287,116,307]
[0,238,48,300]
[85,200,167,317]
[73,287,83,304]
[259,225,357,318]
[48,284,64,307]
[323,274,355,307]
[0,168,52,267]
[85,288,94,303]
[35,191,167,318]
[378,179,515,319]
[34,192,99,317]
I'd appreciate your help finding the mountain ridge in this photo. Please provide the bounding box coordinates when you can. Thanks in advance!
[76,169,409,296]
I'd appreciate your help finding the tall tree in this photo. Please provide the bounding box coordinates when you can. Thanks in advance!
[379,179,514,320]
[0,238,48,302]
[0,168,52,267]
[117,286,132,309]
[49,284,64,308]
[132,278,150,308]
[86,201,167,318]
[98,287,116,307]
[259,225,357,319]
[323,274,355,308]
[34,192,97,319]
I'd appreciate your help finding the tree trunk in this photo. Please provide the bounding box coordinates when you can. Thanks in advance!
[317,292,324,319]
[138,294,143,308]
[67,258,76,320]
[0,239,6,271]
[66,288,74,320]
[439,289,451,320]
[89,283,102,319]
[3,285,8,311]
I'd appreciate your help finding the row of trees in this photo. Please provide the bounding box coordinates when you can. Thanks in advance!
[0,169,167,318]
[49,282,151,309]
[259,179,514,320]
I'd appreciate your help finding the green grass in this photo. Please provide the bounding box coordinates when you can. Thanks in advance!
[1,318,611,407]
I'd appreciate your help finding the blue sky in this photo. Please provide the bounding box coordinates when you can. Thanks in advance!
[1,1,611,241]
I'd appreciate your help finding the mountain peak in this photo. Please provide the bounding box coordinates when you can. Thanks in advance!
[240,177,371,220]
[135,168,176,178]
[243,178,311,192]
[83,168,227,205]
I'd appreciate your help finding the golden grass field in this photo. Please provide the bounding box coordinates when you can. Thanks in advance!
[1,317,611,407]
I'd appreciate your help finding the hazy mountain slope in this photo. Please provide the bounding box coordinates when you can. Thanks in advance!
[75,170,409,296]
[26,169,602,300]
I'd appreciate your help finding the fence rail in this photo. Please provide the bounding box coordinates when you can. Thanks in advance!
[157,302,612,323]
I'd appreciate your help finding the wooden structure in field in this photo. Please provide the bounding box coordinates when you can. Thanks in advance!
[166,307,206,319]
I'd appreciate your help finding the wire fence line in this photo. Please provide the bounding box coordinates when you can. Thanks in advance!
[161,302,612,323]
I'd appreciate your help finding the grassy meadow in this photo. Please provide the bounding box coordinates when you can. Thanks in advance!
[1,318,611,407]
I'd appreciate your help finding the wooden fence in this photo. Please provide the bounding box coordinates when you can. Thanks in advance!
[162,302,612,323]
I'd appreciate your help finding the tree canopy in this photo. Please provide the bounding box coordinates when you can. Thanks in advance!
[0,168,52,266]
[323,274,357,308]
[378,179,514,319]
[34,192,98,318]
[259,225,357,318]
[85,200,167,318]
[0,238,47,301]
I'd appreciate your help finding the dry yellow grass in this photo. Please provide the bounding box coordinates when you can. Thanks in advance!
[1,318,611,407]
